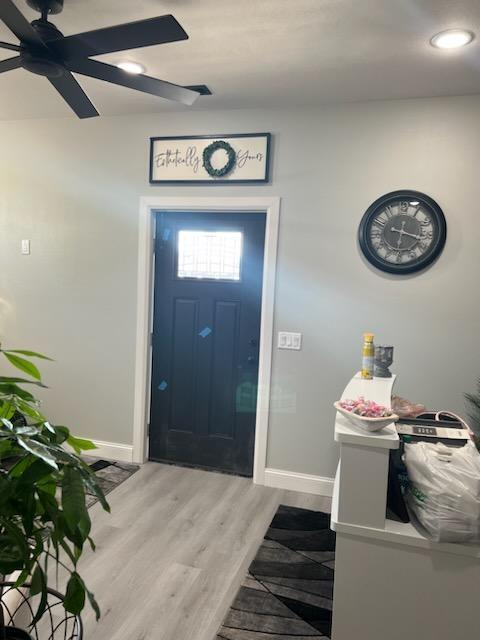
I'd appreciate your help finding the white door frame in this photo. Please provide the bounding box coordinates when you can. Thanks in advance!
[132,196,280,484]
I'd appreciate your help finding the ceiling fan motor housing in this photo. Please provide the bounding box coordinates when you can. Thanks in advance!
[20,18,65,78]
[20,48,64,77]
[27,0,64,15]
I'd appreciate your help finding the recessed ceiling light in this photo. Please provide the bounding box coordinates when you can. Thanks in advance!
[430,29,474,49]
[117,61,146,75]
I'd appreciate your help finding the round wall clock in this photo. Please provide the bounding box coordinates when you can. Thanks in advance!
[358,190,447,274]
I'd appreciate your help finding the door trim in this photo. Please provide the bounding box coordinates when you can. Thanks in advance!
[132,197,280,485]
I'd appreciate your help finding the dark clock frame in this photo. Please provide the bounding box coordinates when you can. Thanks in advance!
[358,190,447,275]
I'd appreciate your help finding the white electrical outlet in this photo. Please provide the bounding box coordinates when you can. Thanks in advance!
[21,239,30,255]
[278,332,302,350]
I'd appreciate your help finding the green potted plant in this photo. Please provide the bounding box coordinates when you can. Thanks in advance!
[0,344,109,639]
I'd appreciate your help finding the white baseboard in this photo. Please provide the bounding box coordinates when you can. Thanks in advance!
[87,439,134,463]
[264,467,334,497]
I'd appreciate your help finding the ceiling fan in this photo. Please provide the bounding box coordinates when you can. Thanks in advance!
[0,0,199,118]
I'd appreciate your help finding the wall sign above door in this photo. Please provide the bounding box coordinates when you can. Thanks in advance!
[149,133,271,184]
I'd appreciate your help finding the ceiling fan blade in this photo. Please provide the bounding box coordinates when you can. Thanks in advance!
[67,58,199,106]
[0,0,46,48]
[49,71,99,119]
[0,40,21,52]
[0,56,22,73]
[47,14,189,61]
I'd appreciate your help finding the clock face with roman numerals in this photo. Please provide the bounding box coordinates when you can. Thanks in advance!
[359,191,447,274]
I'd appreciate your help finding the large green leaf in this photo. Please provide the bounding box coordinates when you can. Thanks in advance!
[17,437,59,470]
[14,400,46,422]
[11,458,53,485]
[37,476,57,496]
[62,466,90,537]
[44,442,79,465]
[37,486,60,521]
[0,376,46,387]
[3,520,30,556]
[0,383,36,402]
[77,462,110,512]
[67,435,98,454]
[1,418,14,430]
[0,522,29,573]
[58,538,78,566]
[3,352,42,380]
[0,538,24,573]
[30,563,44,596]
[30,564,48,625]
[87,590,101,622]
[43,422,55,434]
[64,573,86,615]
[49,424,70,445]
[13,568,31,589]
[0,439,18,459]
[20,491,36,536]
[0,402,15,420]
[4,349,53,361]
[14,426,40,437]
[75,573,101,621]
[8,455,33,478]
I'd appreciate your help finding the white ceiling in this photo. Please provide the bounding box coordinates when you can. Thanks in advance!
[1,0,480,120]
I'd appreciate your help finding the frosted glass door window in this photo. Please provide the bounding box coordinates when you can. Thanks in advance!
[177,230,243,280]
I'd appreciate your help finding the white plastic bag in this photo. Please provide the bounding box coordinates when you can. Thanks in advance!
[403,441,480,543]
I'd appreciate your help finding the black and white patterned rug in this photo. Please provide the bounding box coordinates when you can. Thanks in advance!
[86,459,139,507]
[216,505,336,639]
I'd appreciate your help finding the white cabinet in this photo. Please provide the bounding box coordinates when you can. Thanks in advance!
[331,373,480,640]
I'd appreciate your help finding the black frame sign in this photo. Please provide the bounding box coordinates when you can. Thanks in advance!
[149,133,271,184]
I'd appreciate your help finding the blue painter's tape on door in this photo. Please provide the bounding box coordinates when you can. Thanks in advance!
[158,380,168,391]
[198,327,212,338]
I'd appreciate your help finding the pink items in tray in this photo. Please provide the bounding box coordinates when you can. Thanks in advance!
[339,396,393,418]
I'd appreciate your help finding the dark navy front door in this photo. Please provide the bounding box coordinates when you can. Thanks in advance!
[149,211,266,476]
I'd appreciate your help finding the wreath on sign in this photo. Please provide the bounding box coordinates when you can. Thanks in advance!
[202,140,237,178]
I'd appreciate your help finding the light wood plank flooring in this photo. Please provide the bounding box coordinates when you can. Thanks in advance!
[78,463,331,640]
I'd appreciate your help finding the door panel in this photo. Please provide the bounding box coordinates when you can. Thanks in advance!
[210,300,238,438]
[149,211,266,476]
[170,298,198,433]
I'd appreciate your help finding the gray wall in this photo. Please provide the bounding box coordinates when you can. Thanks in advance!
[1,95,479,479]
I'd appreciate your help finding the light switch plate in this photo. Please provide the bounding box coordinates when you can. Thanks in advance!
[21,239,30,255]
[278,331,302,350]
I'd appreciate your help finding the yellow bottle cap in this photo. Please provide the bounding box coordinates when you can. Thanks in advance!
[364,333,374,342]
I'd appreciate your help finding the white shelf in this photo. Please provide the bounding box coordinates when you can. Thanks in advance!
[335,413,399,449]
[332,514,480,558]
